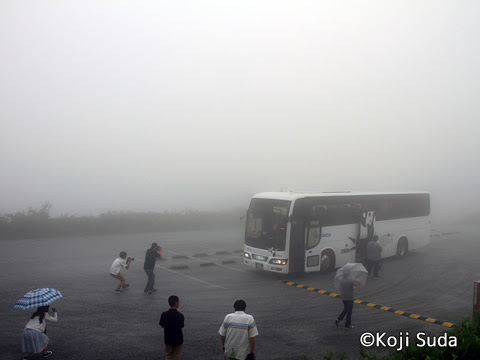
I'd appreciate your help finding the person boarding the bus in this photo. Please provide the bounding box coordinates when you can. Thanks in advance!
[366,235,382,279]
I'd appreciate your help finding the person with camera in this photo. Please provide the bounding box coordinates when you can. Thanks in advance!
[144,242,162,295]
[109,251,133,294]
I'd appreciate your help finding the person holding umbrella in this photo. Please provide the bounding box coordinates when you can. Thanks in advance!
[335,273,357,329]
[14,288,63,359]
[333,263,367,330]
[22,305,58,359]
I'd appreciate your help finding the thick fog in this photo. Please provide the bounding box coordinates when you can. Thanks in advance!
[1,1,479,219]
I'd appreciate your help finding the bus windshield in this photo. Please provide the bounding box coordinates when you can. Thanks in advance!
[245,199,290,251]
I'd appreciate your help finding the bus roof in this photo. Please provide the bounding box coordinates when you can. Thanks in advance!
[252,191,430,201]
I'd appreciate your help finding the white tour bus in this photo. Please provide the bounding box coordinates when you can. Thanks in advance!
[243,191,430,274]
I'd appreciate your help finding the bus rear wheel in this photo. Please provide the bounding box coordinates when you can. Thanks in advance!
[396,238,409,257]
[320,250,335,273]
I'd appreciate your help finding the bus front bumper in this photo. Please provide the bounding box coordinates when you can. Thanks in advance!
[244,258,288,273]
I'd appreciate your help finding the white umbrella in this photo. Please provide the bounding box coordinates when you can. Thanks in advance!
[333,263,368,291]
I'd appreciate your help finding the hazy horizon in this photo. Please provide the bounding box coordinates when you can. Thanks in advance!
[2,2,479,219]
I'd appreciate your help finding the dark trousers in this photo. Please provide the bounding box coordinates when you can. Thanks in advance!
[144,269,155,292]
[338,300,354,327]
[366,259,380,277]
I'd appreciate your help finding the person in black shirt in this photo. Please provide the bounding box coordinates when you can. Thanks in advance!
[159,295,184,360]
[144,242,162,295]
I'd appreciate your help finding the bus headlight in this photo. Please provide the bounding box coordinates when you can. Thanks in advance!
[269,258,288,265]
[244,252,251,259]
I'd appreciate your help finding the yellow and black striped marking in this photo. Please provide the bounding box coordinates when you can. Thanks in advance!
[279,280,455,328]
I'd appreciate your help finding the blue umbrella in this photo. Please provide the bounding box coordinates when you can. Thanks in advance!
[14,288,63,310]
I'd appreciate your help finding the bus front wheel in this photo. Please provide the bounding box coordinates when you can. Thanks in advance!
[320,250,335,273]
[396,238,409,257]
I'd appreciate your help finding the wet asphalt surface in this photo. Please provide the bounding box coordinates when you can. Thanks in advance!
[1,223,479,360]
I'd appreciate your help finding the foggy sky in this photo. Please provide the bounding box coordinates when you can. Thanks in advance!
[1,1,479,218]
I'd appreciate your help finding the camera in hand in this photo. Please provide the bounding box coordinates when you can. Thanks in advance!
[127,257,135,262]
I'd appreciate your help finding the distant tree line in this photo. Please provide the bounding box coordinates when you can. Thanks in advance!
[0,202,246,240]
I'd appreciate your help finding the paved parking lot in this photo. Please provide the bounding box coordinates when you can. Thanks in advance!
[1,224,478,359]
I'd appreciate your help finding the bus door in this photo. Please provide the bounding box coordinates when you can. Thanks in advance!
[304,220,322,272]
[356,211,375,262]
[289,201,306,273]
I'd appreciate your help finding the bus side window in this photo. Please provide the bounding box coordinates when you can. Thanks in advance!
[376,200,392,220]
[311,205,327,219]
[310,202,361,226]
[323,203,361,226]
[352,203,362,221]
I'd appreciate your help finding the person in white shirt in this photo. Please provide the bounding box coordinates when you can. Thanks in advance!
[109,251,133,294]
[219,300,258,360]
[22,305,58,359]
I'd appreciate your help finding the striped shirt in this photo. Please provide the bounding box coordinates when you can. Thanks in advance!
[219,311,258,360]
